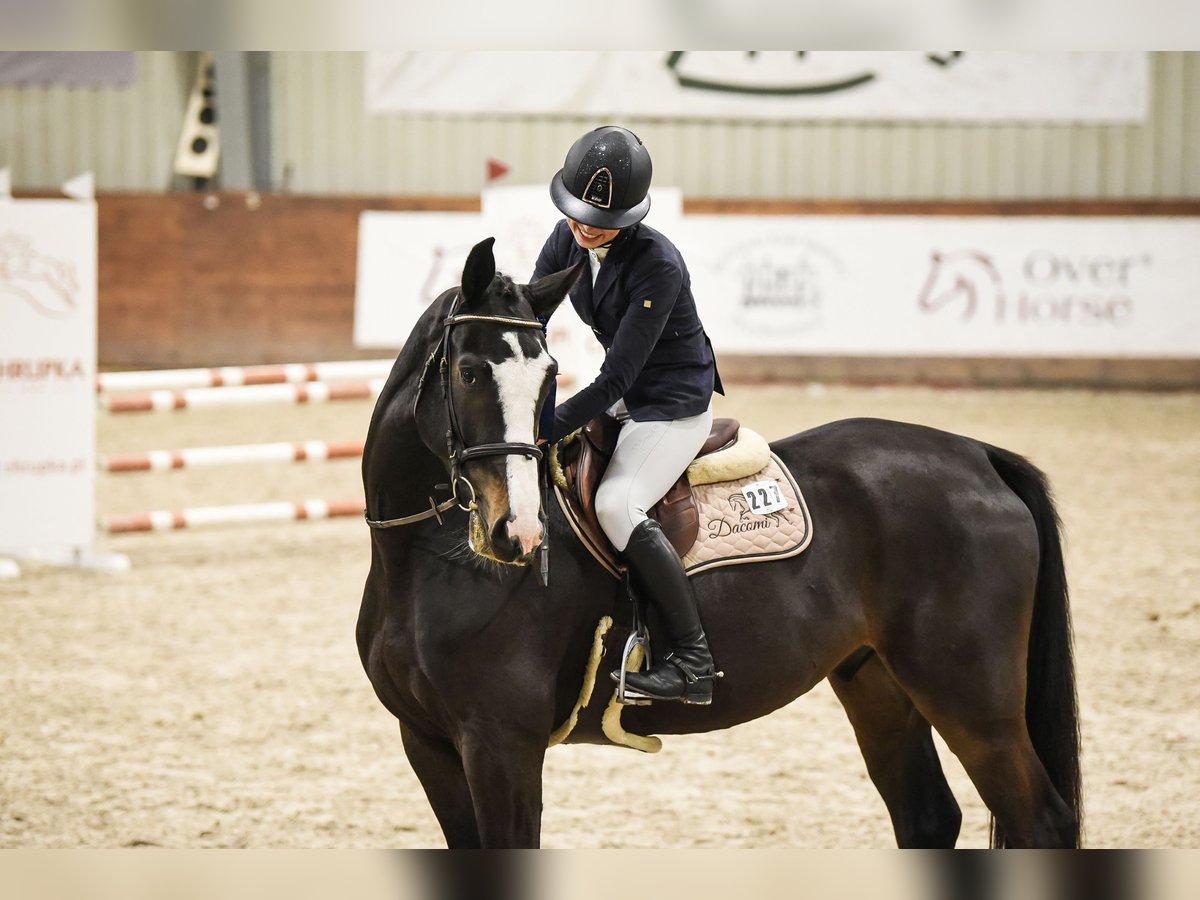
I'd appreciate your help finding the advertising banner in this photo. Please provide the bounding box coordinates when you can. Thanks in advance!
[674,216,1200,358]
[366,51,1147,123]
[0,196,97,550]
[357,210,1200,361]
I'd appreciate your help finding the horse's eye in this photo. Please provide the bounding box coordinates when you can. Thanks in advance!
[459,368,477,386]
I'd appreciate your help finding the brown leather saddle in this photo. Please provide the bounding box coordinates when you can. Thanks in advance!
[558,414,741,559]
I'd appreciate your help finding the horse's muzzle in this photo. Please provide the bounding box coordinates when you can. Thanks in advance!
[468,508,543,566]
[491,514,543,563]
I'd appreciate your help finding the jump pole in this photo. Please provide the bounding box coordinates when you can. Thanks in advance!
[103,498,365,535]
[97,359,396,393]
[100,439,365,473]
[100,379,386,414]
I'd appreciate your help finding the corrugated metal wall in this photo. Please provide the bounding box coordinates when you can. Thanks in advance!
[3,52,1197,198]
[0,52,190,191]
[271,51,1200,200]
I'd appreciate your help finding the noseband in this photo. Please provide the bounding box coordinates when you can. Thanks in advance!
[365,296,547,529]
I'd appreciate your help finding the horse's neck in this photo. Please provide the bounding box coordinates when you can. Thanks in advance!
[363,356,449,526]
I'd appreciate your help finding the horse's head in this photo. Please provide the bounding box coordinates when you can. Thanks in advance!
[428,237,583,565]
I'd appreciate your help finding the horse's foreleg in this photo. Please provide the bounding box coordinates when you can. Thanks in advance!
[828,652,962,848]
[399,723,482,848]
[460,722,548,849]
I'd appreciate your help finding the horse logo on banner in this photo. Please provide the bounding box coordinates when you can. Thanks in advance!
[0,231,80,318]
[916,249,1005,322]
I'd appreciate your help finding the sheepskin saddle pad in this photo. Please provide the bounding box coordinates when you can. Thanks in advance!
[552,417,813,579]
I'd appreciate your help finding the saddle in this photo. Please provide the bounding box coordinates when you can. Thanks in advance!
[557,414,742,559]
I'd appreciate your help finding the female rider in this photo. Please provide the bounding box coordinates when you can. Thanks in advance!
[532,125,724,705]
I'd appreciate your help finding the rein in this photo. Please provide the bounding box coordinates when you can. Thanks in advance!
[364,297,547,530]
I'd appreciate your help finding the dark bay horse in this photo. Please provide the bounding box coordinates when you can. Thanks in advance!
[357,238,1081,849]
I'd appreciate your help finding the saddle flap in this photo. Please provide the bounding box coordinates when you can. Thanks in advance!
[573,415,621,543]
[650,476,699,557]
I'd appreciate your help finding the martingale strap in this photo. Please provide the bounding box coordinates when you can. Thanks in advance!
[365,296,549,532]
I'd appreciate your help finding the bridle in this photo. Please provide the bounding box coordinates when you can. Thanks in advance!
[365,295,547,530]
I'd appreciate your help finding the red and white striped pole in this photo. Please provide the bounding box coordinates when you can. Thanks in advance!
[96,359,396,393]
[100,439,365,473]
[100,379,386,414]
[103,498,365,534]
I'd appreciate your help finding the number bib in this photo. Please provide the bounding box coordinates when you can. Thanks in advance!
[740,479,789,516]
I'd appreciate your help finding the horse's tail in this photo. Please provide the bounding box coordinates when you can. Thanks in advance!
[985,444,1082,849]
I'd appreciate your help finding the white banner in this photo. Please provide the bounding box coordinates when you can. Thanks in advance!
[0,197,97,550]
[357,209,1200,361]
[677,216,1200,358]
[366,51,1147,123]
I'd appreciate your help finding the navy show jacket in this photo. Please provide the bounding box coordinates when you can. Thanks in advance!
[533,219,723,441]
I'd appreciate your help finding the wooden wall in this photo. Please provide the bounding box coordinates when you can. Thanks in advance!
[96,192,1200,387]
[98,192,475,368]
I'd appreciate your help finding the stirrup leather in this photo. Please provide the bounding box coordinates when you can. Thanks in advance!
[614,568,654,706]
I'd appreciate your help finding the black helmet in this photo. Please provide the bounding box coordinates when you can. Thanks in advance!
[550,126,652,230]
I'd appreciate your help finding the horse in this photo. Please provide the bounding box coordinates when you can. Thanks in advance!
[357,237,1081,849]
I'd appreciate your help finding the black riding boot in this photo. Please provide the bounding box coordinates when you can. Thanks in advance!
[613,519,719,704]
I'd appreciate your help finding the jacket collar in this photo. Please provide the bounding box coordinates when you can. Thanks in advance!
[591,224,639,307]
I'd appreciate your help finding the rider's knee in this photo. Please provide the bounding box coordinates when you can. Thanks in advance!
[594,482,638,551]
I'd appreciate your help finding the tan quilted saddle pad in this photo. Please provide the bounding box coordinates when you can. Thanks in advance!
[553,430,813,578]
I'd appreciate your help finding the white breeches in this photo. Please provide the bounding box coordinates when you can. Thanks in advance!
[594,403,714,552]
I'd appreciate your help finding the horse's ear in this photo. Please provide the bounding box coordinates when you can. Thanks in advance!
[461,237,497,306]
[525,261,586,319]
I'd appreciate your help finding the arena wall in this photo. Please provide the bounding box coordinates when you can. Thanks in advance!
[95,192,1200,387]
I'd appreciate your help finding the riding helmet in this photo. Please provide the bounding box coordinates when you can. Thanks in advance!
[550,126,652,230]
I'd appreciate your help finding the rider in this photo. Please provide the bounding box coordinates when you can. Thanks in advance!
[532,125,724,705]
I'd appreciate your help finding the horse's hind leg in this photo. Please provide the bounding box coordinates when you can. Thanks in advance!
[918,710,1075,848]
[829,651,962,848]
[399,723,482,848]
[882,626,1077,847]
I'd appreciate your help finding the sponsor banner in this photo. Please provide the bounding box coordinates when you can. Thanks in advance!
[677,216,1200,358]
[366,51,1146,123]
[357,211,1200,361]
[0,197,97,549]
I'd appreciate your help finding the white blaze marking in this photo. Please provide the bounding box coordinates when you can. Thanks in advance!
[490,333,551,554]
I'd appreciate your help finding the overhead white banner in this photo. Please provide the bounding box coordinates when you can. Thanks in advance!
[0,196,97,550]
[366,51,1147,123]
[357,208,1200,361]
